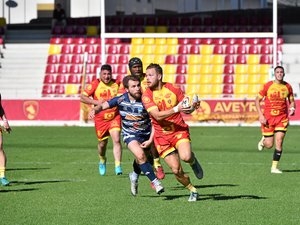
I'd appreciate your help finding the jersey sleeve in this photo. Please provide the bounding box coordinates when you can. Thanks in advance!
[142,89,158,112]
[82,79,99,96]
[107,95,121,108]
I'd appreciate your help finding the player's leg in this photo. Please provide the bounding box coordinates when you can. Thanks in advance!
[110,129,123,175]
[150,144,165,179]
[0,131,9,186]
[98,139,108,176]
[258,123,275,150]
[128,140,164,195]
[164,152,198,201]
[177,140,203,179]
[271,129,286,174]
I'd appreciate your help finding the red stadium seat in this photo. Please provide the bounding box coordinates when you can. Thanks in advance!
[178,38,190,45]
[260,55,271,64]
[106,55,117,64]
[223,75,234,84]
[107,38,121,45]
[63,37,74,45]
[72,45,84,54]
[178,45,189,54]
[45,65,57,74]
[236,38,248,45]
[223,84,234,96]
[61,45,72,54]
[225,45,236,55]
[190,38,201,45]
[249,38,260,45]
[117,65,127,74]
[176,65,187,74]
[59,54,71,64]
[86,37,99,45]
[42,84,54,96]
[260,38,272,45]
[71,55,83,64]
[213,45,224,54]
[165,55,176,64]
[54,85,65,95]
[68,74,81,84]
[118,55,128,64]
[47,55,59,64]
[119,45,130,54]
[201,38,213,45]
[107,45,119,54]
[50,36,62,44]
[237,45,247,54]
[260,45,272,54]
[225,38,237,45]
[189,45,200,54]
[213,38,225,45]
[94,55,102,64]
[96,45,102,54]
[43,74,55,84]
[224,55,235,64]
[56,74,67,84]
[84,45,95,54]
[248,45,260,54]
[177,55,188,64]
[236,55,247,64]
[74,37,86,45]
[224,65,234,74]
[58,64,69,74]
[69,65,83,74]
[175,74,186,84]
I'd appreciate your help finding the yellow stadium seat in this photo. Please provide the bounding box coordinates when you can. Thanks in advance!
[163,74,176,83]
[199,55,212,64]
[248,65,260,74]
[131,45,144,55]
[188,55,201,65]
[187,75,201,84]
[259,74,270,84]
[211,84,223,97]
[156,26,168,33]
[167,38,178,45]
[235,74,248,84]
[131,38,144,45]
[86,26,98,36]
[145,26,156,33]
[201,45,213,55]
[48,45,61,55]
[199,84,212,97]
[166,45,178,55]
[142,55,155,65]
[185,84,200,95]
[187,65,200,75]
[199,74,211,84]
[65,84,79,95]
[247,55,260,64]
[211,74,223,84]
[235,64,248,74]
[164,64,176,75]
[143,45,155,54]
[260,64,271,74]
[212,55,224,64]
[155,38,167,45]
[248,74,261,84]
[234,84,248,98]
[247,84,261,98]
[154,45,167,54]
[200,65,211,74]
[212,65,223,74]
[154,55,165,64]
[143,38,155,45]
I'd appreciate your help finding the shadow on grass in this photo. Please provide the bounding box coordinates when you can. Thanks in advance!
[200,193,267,201]
[282,169,300,173]
[172,184,238,190]
[7,168,50,171]
[0,188,39,193]
[10,179,71,185]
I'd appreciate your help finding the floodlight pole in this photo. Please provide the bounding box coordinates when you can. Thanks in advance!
[273,0,278,69]
[100,0,106,70]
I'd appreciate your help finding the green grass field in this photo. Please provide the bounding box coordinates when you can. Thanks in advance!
[1,126,300,225]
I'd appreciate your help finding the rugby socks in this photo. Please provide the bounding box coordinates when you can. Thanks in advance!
[133,160,141,175]
[186,183,197,193]
[0,166,5,178]
[139,162,156,182]
[114,161,121,167]
[272,149,282,169]
[99,155,106,164]
[153,158,162,169]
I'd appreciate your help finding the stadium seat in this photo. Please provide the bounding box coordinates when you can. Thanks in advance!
[224,65,234,74]
[74,37,86,45]
[187,74,201,84]
[187,65,200,75]
[155,45,167,54]
[189,45,200,54]
[212,55,224,65]
[234,84,248,97]
[65,84,79,95]
[48,45,61,55]
[143,38,155,45]
[189,38,201,45]
[163,74,176,83]
[249,38,260,45]
[176,65,187,74]
[72,45,84,54]
[131,38,143,45]
[142,55,154,65]
[107,38,121,45]
[62,37,74,45]
[248,65,260,74]
[259,74,270,84]
[188,55,201,64]
[185,84,199,95]
[225,45,236,54]
[199,74,212,84]
[211,84,223,97]
[260,38,272,45]
[96,45,102,54]
[199,84,212,97]
[247,74,261,84]
[106,55,117,64]
[178,45,189,54]
[107,45,119,54]
[223,74,234,84]
[225,38,237,45]
[247,84,261,98]
[213,45,224,54]
[199,65,211,74]
[260,45,272,54]
[237,45,247,54]
[43,74,55,84]
[86,37,99,45]
[260,64,271,74]
[164,65,176,75]
[59,45,71,55]
[131,45,143,55]
[223,84,234,96]
[155,38,166,45]
[64,25,76,36]
[178,38,190,45]
[84,45,95,54]
[165,55,176,64]
[143,45,155,55]
[42,84,54,96]
[167,38,178,45]
[154,55,165,64]
[212,65,223,74]
[201,45,213,55]
[71,55,83,64]
[59,54,70,64]
[247,55,260,65]
[175,74,186,84]
[224,55,235,64]
[47,55,59,64]
[235,74,248,84]
[248,45,260,54]
[70,65,83,74]
[58,64,69,74]
[118,55,128,64]
[236,38,248,45]
[50,36,63,45]
[235,64,247,74]
[166,45,178,55]
[236,55,247,64]
[119,45,130,54]
[117,65,127,74]
[177,55,188,64]
[260,55,271,64]
[45,64,57,74]
[68,74,80,84]
[56,74,67,84]
[156,26,168,33]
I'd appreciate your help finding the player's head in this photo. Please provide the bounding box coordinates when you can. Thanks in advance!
[128,57,143,77]
[123,75,141,99]
[145,63,163,89]
[274,65,285,82]
[100,64,112,84]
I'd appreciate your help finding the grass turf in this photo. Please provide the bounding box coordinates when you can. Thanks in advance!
[1,126,300,225]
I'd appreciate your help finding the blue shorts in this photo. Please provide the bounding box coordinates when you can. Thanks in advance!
[122,132,150,146]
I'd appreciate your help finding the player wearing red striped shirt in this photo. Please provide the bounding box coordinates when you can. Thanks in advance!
[255,66,296,174]
[142,63,203,202]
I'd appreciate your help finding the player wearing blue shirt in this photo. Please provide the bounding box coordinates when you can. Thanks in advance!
[90,75,164,196]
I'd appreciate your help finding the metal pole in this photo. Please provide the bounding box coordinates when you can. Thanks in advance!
[100,0,106,68]
[273,0,278,68]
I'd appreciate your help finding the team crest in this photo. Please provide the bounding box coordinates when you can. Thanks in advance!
[142,96,151,104]
[23,101,39,120]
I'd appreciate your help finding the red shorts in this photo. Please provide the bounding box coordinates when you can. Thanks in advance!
[154,130,191,158]
[94,114,121,141]
[261,114,289,136]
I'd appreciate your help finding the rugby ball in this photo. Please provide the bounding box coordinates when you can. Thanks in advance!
[182,94,199,109]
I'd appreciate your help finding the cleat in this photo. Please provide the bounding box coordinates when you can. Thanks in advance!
[191,157,204,179]
[258,136,265,151]
[98,162,106,176]
[188,192,199,202]
[271,168,282,174]
[115,166,123,175]
[0,177,10,186]
[154,183,164,195]
[129,173,138,196]
[155,166,165,180]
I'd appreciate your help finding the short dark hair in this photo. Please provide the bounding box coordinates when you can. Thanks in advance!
[122,75,140,89]
[274,65,284,73]
[128,57,142,69]
[101,64,112,72]
[146,63,163,75]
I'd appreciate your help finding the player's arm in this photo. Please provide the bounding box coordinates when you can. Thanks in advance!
[80,94,102,105]
[0,98,11,133]
[255,95,267,125]
[140,125,154,149]
[148,102,183,122]
[288,95,296,116]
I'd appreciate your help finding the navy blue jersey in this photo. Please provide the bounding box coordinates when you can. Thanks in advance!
[107,92,151,144]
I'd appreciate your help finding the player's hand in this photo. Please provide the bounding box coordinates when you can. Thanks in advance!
[140,140,151,148]
[193,100,201,109]
[88,109,96,119]
[259,115,267,125]
[289,108,295,116]
[3,121,11,133]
